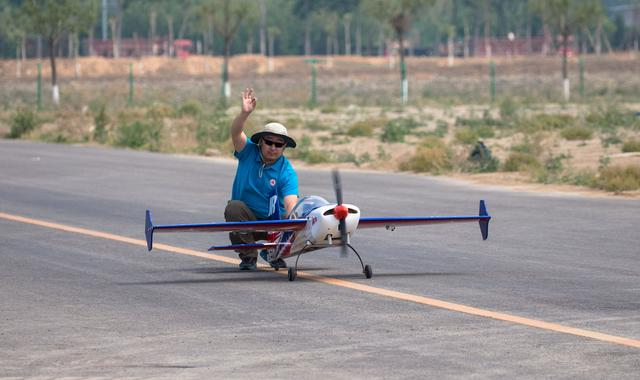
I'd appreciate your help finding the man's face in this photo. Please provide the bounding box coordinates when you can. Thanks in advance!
[260,135,286,163]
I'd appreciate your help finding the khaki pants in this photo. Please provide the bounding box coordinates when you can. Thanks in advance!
[224,200,268,259]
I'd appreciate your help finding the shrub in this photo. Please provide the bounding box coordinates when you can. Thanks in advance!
[305,120,330,131]
[595,165,640,192]
[511,134,544,156]
[381,118,418,143]
[93,103,109,143]
[454,127,478,145]
[196,111,230,151]
[346,120,375,137]
[518,114,574,132]
[621,139,640,153]
[503,152,542,172]
[8,107,38,138]
[177,100,202,117]
[499,98,518,120]
[561,125,593,141]
[586,105,639,131]
[399,137,451,174]
[114,120,162,151]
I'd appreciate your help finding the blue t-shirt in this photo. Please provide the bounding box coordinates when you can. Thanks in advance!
[232,138,298,219]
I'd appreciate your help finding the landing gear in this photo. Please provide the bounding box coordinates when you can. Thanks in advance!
[288,267,297,281]
[364,264,373,279]
[287,244,372,281]
[347,244,373,279]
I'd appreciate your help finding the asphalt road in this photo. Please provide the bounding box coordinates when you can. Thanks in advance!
[1,140,638,379]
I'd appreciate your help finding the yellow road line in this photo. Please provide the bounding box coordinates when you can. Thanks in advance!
[2,211,639,349]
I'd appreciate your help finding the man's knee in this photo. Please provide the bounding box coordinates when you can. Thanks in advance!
[225,200,256,222]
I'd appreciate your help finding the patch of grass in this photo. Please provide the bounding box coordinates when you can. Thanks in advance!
[560,125,593,141]
[380,117,419,143]
[146,102,175,120]
[503,152,542,172]
[177,100,202,117]
[594,165,640,192]
[518,114,574,133]
[621,139,640,153]
[196,111,230,152]
[536,154,570,183]
[399,137,451,174]
[346,118,386,137]
[288,135,333,164]
[114,120,162,151]
[305,120,331,131]
[586,105,640,131]
[511,134,544,156]
[454,127,478,145]
[8,107,38,138]
[499,98,518,120]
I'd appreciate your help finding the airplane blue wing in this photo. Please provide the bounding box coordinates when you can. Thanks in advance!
[358,200,491,240]
[145,210,306,251]
[207,242,292,251]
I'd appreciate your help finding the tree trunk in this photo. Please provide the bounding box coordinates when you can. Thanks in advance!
[259,0,267,56]
[167,15,174,57]
[561,15,570,102]
[463,20,470,58]
[110,18,119,58]
[355,18,362,56]
[49,36,60,105]
[448,25,454,67]
[595,21,602,55]
[343,14,351,56]
[150,10,157,55]
[484,21,492,58]
[247,32,253,54]
[304,23,311,56]
[223,39,231,98]
[37,35,43,59]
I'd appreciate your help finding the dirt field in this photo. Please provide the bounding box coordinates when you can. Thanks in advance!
[1,54,639,198]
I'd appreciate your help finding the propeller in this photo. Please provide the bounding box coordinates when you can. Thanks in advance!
[332,169,349,257]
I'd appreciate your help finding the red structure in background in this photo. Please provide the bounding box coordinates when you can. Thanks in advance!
[87,38,193,58]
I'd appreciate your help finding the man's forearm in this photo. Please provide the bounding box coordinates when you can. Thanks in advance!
[231,112,250,137]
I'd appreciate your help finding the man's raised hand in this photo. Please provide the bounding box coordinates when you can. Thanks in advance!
[241,88,257,114]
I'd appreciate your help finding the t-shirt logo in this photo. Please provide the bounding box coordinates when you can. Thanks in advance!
[270,179,276,186]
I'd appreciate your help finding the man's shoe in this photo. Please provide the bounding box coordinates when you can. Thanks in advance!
[270,258,287,270]
[238,256,257,270]
[259,249,287,269]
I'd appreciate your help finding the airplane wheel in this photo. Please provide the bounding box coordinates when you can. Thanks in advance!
[364,265,373,279]
[288,267,297,281]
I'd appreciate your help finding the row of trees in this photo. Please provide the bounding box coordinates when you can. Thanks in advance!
[1,0,638,104]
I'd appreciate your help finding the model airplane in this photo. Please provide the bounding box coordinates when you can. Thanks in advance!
[145,171,491,281]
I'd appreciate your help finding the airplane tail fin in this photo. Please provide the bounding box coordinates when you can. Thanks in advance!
[478,200,490,240]
[145,210,154,251]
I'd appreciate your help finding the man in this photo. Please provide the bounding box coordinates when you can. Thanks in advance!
[225,88,299,270]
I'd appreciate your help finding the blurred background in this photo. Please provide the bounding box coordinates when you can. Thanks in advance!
[1,0,639,193]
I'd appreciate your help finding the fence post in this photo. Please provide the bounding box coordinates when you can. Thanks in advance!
[579,57,585,98]
[36,63,42,110]
[489,61,496,103]
[128,63,134,107]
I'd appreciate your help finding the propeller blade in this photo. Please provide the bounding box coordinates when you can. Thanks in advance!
[333,169,348,257]
[332,169,343,206]
[339,218,348,257]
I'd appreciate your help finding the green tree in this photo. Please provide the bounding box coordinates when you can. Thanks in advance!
[364,0,433,103]
[21,0,97,105]
[200,0,256,102]
[531,0,605,101]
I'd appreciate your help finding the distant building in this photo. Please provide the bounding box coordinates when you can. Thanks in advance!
[86,38,193,58]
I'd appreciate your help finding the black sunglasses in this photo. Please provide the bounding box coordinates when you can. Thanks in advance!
[262,139,285,148]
